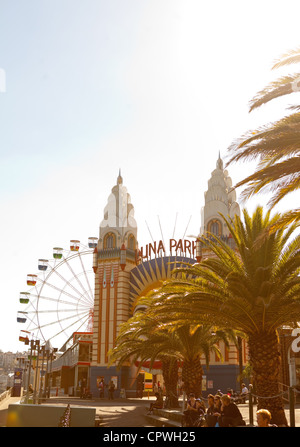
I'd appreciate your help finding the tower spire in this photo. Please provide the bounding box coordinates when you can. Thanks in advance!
[117,169,123,184]
[216,151,223,170]
[200,152,240,236]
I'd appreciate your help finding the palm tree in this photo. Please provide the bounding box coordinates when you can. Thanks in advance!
[108,311,180,407]
[169,324,235,398]
[148,207,300,426]
[109,309,234,403]
[227,47,300,228]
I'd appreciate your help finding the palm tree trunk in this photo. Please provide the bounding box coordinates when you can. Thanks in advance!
[182,356,203,398]
[161,358,179,407]
[248,330,288,426]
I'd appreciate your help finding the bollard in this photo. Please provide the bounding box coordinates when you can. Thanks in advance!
[182,391,186,413]
[289,387,295,427]
[249,388,254,426]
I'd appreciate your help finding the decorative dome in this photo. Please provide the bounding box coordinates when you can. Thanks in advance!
[99,171,137,249]
[200,153,240,237]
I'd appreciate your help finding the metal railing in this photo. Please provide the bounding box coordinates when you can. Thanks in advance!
[0,387,12,403]
[248,384,300,427]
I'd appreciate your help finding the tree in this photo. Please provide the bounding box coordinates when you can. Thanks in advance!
[168,324,235,398]
[108,311,180,407]
[149,207,300,426]
[108,308,234,404]
[227,48,300,229]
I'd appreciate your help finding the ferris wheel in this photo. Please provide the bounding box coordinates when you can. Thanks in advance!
[17,237,98,351]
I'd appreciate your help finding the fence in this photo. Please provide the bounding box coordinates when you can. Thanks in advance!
[0,387,12,403]
[248,384,300,427]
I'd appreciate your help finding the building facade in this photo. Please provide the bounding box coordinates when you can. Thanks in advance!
[17,155,300,397]
[88,157,249,397]
[90,171,139,396]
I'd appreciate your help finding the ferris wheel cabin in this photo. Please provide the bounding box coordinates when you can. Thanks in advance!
[19,330,30,343]
[88,237,98,249]
[19,292,30,304]
[27,274,37,286]
[53,247,63,259]
[70,240,80,251]
[17,312,28,323]
[38,259,48,271]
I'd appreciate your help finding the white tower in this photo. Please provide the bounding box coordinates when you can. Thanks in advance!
[200,153,240,238]
[91,172,138,392]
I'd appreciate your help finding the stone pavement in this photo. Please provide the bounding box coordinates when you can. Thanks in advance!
[1,394,300,427]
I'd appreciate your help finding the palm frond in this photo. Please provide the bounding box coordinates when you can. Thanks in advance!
[249,74,297,112]
[272,47,300,69]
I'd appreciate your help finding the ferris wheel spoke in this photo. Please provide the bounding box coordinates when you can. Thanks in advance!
[77,252,94,302]
[57,279,92,309]
[31,293,85,308]
[48,267,88,302]
[37,309,90,331]
[36,308,89,314]
[49,316,89,346]
[25,310,90,345]
[63,254,93,303]
[48,312,91,344]
[19,248,94,349]
[58,278,92,309]
[36,277,86,304]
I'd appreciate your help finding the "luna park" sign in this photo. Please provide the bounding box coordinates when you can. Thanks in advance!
[137,238,201,262]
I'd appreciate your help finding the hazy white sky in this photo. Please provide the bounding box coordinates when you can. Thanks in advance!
[1,0,300,352]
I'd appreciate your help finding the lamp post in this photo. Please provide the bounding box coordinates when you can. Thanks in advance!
[25,338,40,403]
[38,345,46,403]
[33,340,40,404]
[16,357,25,396]
[42,341,57,399]
[43,340,51,398]
[23,359,30,398]
[48,349,57,398]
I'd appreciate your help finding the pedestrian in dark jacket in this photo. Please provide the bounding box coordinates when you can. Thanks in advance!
[216,394,245,427]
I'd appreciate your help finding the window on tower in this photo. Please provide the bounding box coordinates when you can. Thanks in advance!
[104,233,116,249]
[208,219,222,236]
[128,234,135,250]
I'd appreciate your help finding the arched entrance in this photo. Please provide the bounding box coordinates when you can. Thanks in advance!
[129,255,197,313]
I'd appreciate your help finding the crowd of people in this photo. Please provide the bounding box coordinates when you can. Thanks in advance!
[97,378,116,400]
[181,392,246,427]
[145,382,276,428]
[180,388,277,427]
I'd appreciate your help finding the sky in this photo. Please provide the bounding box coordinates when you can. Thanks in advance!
[1,0,300,353]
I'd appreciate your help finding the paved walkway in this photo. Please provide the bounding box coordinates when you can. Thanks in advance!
[0,395,22,427]
[1,394,300,427]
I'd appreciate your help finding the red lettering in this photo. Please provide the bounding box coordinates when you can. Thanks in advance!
[157,240,166,254]
[184,239,191,255]
[176,239,183,253]
[192,240,197,256]
[149,242,156,258]
[140,245,149,260]
[169,239,177,255]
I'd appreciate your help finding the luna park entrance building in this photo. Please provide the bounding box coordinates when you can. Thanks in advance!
[49,155,300,398]
[88,155,249,398]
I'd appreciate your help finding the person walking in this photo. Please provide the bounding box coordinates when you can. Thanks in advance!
[98,379,105,398]
[108,380,115,400]
[241,383,249,403]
